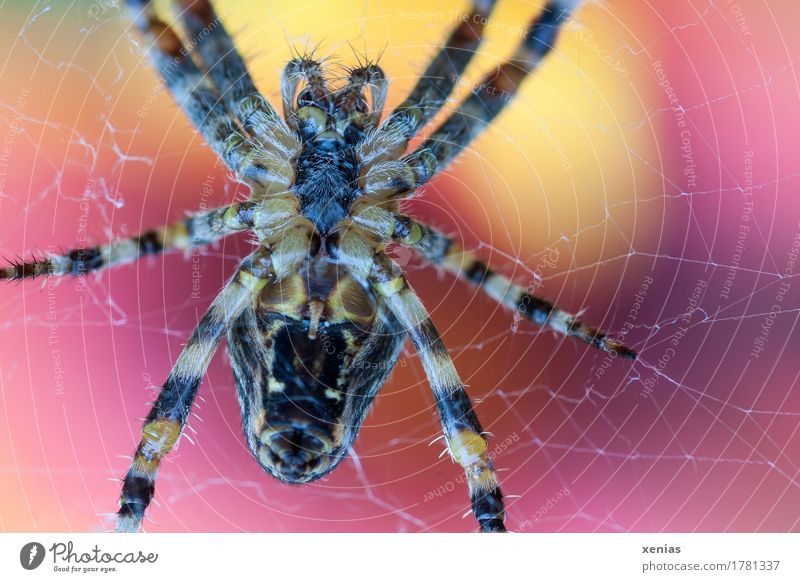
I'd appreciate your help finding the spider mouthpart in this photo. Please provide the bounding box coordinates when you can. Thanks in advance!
[258,419,336,483]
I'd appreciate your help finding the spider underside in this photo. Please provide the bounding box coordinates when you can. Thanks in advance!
[2,0,636,533]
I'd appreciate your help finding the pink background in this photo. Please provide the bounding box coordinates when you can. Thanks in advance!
[0,1,798,532]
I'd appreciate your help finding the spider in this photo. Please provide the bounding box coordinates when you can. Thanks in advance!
[2,0,636,533]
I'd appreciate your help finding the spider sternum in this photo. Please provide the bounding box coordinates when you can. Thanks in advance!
[292,130,361,236]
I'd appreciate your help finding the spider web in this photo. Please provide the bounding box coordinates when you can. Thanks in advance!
[0,0,798,533]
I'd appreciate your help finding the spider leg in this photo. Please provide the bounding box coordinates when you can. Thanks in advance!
[116,246,275,533]
[126,1,299,189]
[175,1,277,120]
[0,202,255,281]
[173,1,297,160]
[367,251,506,533]
[125,1,242,165]
[361,0,499,165]
[360,0,583,200]
[392,215,636,359]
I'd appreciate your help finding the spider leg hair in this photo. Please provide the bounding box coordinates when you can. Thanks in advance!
[368,251,506,533]
[115,246,275,533]
[0,202,255,281]
[393,215,637,359]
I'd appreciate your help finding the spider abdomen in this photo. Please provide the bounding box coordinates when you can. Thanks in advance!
[226,262,405,484]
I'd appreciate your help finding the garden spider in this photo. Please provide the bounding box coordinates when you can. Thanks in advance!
[2,0,636,532]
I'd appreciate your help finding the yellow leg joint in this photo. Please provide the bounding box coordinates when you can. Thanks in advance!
[222,205,245,230]
[162,222,190,250]
[449,429,489,468]
[238,270,269,293]
[401,221,423,245]
[374,276,405,297]
[140,419,181,460]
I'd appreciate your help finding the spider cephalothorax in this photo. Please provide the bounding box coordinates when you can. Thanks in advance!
[1,0,636,532]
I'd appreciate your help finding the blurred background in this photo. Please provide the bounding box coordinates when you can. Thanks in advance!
[0,0,798,532]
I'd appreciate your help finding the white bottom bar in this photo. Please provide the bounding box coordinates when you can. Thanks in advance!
[0,533,796,581]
